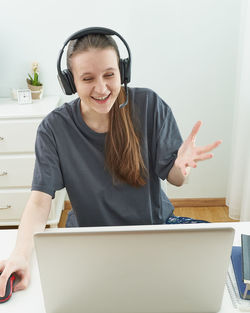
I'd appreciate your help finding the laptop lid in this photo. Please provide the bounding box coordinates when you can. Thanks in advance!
[34,224,235,313]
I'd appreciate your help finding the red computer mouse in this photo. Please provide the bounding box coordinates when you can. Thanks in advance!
[0,272,16,303]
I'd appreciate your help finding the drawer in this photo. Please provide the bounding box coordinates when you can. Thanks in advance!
[0,190,30,220]
[0,155,35,188]
[0,190,57,223]
[0,119,40,153]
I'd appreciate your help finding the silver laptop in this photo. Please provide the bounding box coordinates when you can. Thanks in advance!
[34,224,235,313]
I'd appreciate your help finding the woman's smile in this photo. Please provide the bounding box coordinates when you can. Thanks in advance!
[91,93,111,104]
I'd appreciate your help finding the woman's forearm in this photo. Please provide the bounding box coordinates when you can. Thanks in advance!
[14,191,52,260]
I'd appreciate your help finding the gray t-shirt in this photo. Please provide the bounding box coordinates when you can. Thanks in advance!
[32,87,183,226]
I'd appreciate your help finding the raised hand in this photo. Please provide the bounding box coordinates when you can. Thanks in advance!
[175,121,222,176]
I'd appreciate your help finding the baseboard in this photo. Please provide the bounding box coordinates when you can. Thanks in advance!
[64,198,227,210]
[170,198,226,208]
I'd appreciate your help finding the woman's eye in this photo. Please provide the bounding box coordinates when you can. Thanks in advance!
[82,73,114,81]
[105,73,114,78]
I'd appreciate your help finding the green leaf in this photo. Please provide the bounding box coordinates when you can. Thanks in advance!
[28,71,42,86]
[28,73,34,83]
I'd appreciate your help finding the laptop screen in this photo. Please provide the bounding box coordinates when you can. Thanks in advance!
[34,224,234,313]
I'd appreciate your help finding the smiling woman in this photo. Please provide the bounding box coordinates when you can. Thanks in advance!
[0,27,222,297]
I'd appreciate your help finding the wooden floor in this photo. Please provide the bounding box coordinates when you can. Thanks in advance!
[173,206,239,223]
[58,204,239,227]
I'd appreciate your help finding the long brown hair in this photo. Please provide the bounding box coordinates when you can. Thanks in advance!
[67,34,147,187]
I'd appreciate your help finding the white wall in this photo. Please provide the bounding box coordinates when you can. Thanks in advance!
[0,0,242,198]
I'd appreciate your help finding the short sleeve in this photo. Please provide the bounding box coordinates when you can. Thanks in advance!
[154,105,183,180]
[31,120,65,198]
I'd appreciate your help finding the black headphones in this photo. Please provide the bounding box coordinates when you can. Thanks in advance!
[57,27,131,100]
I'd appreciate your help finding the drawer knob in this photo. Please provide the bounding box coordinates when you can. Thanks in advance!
[0,136,4,141]
[0,170,8,176]
[0,204,11,210]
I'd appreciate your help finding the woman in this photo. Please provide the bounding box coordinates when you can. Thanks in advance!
[0,29,221,296]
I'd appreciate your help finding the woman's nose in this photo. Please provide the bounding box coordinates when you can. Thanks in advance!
[94,78,107,95]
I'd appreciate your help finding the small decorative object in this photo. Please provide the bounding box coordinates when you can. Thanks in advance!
[26,62,43,100]
[16,89,32,104]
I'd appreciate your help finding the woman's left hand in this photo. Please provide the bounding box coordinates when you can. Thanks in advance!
[175,121,222,176]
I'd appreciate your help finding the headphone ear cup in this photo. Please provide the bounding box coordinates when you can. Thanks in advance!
[64,69,76,94]
[123,58,131,84]
[119,59,125,85]
[58,71,72,95]
[119,58,131,85]
[58,69,76,95]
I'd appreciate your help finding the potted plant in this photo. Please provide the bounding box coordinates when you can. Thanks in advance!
[26,62,43,99]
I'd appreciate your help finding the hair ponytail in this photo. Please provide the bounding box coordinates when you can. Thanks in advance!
[105,87,147,186]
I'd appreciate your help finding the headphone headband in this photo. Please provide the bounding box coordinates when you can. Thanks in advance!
[57,27,131,95]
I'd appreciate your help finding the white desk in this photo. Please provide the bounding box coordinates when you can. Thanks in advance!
[0,222,250,313]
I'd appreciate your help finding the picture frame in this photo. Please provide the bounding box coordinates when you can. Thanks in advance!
[16,89,32,104]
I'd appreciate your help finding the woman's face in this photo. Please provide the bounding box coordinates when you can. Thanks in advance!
[71,48,121,115]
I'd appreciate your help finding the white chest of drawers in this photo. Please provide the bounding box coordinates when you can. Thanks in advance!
[0,96,66,226]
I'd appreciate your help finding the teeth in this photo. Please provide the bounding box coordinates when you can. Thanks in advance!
[93,94,109,100]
